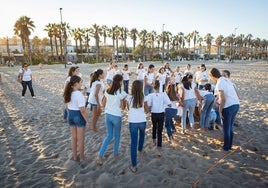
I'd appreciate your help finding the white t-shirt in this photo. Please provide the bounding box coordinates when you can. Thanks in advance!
[126,95,147,123]
[174,71,183,84]
[88,80,105,105]
[147,92,171,113]
[165,100,177,109]
[144,72,154,85]
[122,69,130,80]
[104,90,127,116]
[106,68,115,80]
[195,71,209,86]
[19,68,32,81]
[215,77,240,108]
[136,69,146,80]
[181,82,197,100]
[68,90,85,110]
[85,81,91,93]
[65,76,71,83]
[199,90,213,97]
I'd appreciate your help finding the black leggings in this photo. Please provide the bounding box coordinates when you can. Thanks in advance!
[151,112,164,147]
[22,80,35,97]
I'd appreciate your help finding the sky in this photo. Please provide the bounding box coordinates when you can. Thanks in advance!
[1,0,267,45]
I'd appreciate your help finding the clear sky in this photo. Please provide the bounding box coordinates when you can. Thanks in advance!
[1,0,267,44]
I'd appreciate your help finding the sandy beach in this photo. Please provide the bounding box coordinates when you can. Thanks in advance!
[0,60,267,188]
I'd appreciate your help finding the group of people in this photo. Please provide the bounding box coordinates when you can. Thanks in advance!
[63,61,240,173]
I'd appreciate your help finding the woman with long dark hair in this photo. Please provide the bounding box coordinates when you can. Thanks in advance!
[63,75,89,161]
[127,80,149,173]
[96,74,127,165]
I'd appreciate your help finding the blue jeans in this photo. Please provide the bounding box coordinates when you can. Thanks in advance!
[129,122,146,167]
[22,80,35,96]
[222,104,239,151]
[200,94,215,128]
[98,113,122,157]
[181,98,197,129]
[123,80,129,94]
[165,108,177,138]
[144,85,153,96]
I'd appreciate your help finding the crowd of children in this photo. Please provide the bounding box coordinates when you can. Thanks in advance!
[63,61,240,172]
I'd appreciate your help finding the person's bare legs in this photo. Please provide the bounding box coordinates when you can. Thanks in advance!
[77,127,85,161]
[92,107,100,132]
[70,127,78,161]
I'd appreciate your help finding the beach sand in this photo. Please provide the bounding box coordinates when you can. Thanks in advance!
[0,60,267,188]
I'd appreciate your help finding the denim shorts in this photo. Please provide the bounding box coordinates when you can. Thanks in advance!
[106,79,112,84]
[90,103,97,111]
[68,110,86,127]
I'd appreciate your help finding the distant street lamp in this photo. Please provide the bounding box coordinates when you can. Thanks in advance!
[162,24,165,63]
[59,8,67,68]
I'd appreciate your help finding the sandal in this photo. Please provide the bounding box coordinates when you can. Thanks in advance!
[129,165,137,173]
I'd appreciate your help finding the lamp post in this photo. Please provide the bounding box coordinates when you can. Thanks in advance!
[59,8,66,68]
[162,24,165,63]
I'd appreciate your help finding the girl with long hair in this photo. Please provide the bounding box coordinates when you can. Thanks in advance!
[165,81,180,142]
[88,69,105,132]
[96,74,127,165]
[126,80,149,173]
[63,75,89,161]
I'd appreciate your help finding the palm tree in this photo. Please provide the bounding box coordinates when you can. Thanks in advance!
[215,35,224,59]
[245,34,253,58]
[129,28,139,51]
[89,24,102,63]
[72,28,85,62]
[178,32,185,49]
[14,16,35,64]
[44,23,54,59]
[192,30,199,57]
[120,27,128,60]
[139,29,148,61]
[113,25,121,60]
[204,33,214,59]
[185,33,193,52]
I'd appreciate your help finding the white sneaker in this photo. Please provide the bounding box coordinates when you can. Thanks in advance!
[21,96,25,99]
[32,96,36,99]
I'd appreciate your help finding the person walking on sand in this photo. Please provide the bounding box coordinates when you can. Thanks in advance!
[18,63,36,99]
[126,80,149,173]
[209,68,239,151]
[147,80,171,157]
[63,75,89,162]
[88,69,105,132]
[165,80,180,142]
[96,74,127,165]
[121,64,132,94]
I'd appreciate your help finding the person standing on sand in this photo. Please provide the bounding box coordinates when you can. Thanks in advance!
[96,74,127,165]
[136,63,146,81]
[88,69,105,132]
[209,68,240,151]
[126,80,149,173]
[63,75,89,161]
[63,66,80,122]
[144,64,155,96]
[179,75,201,134]
[18,63,36,99]
[147,80,171,157]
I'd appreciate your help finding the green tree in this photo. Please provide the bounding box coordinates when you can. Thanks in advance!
[14,16,35,64]
[204,33,214,58]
